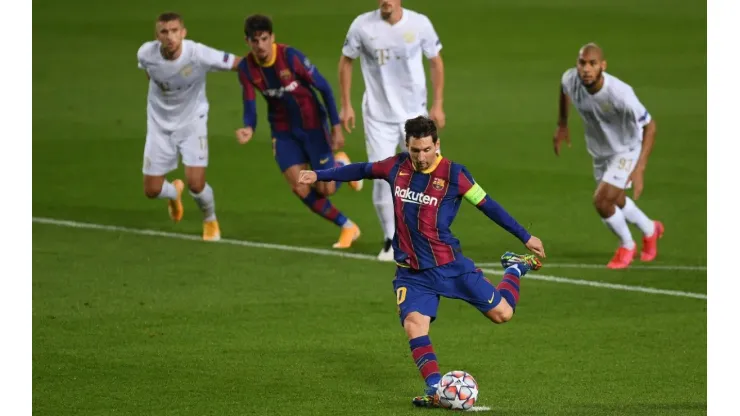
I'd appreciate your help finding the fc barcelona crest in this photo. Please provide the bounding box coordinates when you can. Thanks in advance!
[432,178,445,190]
[279,69,292,80]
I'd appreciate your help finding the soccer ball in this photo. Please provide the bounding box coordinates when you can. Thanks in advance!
[436,370,479,410]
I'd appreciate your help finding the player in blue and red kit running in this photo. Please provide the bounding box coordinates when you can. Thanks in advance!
[234,14,363,249]
[298,116,546,407]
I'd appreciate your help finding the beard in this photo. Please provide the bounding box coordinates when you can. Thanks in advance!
[580,69,603,88]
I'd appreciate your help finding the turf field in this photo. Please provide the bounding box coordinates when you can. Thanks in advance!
[32,0,707,414]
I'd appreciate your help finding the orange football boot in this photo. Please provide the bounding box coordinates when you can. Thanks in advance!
[332,223,361,249]
[203,220,221,241]
[168,179,185,222]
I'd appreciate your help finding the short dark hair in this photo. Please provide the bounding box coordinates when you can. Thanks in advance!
[245,14,273,39]
[157,12,183,24]
[405,116,438,143]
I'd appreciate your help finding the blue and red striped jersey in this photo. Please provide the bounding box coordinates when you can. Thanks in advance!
[237,43,340,133]
[315,152,532,271]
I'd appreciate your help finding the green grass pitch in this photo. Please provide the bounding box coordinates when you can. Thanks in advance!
[33,0,706,414]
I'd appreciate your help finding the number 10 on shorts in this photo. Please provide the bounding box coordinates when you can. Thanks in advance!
[396,287,407,316]
[396,287,407,304]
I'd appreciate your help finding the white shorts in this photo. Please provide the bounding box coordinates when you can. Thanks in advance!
[363,116,407,163]
[142,115,209,176]
[593,146,641,189]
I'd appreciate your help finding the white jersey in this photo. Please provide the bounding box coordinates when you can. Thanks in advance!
[342,9,442,123]
[561,68,652,158]
[137,39,236,132]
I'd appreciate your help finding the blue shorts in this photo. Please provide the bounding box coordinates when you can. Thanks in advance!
[392,259,502,325]
[272,126,334,172]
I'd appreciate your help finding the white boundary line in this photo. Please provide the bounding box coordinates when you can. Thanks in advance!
[32,217,707,301]
[470,406,492,412]
[477,262,707,272]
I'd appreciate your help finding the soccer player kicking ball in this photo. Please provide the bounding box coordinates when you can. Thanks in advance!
[235,15,363,249]
[554,43,664,269]
[299,116,546,407]
[137,12,242,241]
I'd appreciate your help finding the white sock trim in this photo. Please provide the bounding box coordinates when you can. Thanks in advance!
[157,181,177,200]
[621,197,655,237]
[602,209,635,249]
[190,183,216,221]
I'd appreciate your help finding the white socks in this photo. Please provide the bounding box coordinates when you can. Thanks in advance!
[602,209,635,250]
[621,197,655,237]
[375,202,396,241]
[157,181,178,199]
[373,179,396,241]
[190,183,217,222]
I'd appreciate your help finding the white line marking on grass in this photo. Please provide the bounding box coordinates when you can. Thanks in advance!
[32,217,706,300]
[477,262,706,272]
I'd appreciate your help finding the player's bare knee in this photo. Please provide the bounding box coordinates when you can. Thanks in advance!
[403,313,430,338]
[325,182,337,195]
[499,307,514,323]
[615,192,627,208]
[593,193,615,217]
[184,167,206,194]
[316,182,336,196]
[144,185,161,199]
[291,182,311,198]
[487,304,513,324]
[188,181,205,194]
[186,176,205,194]
[143,177,164,199]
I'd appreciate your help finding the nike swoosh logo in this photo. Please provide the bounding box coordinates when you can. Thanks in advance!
[488,292,496,303]
[399,172,409,176]
[319,158,330,164]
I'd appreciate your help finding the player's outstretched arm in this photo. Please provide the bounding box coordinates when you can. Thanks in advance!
[308,163,374,183]
[194,43,239,73]
[458,167,546,257]
[303,154,399,184]
[298,164,367,185]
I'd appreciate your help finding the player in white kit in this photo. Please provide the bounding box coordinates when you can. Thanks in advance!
[554,43,664,269]
[137,12,241,241]
[339,0,446,261]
